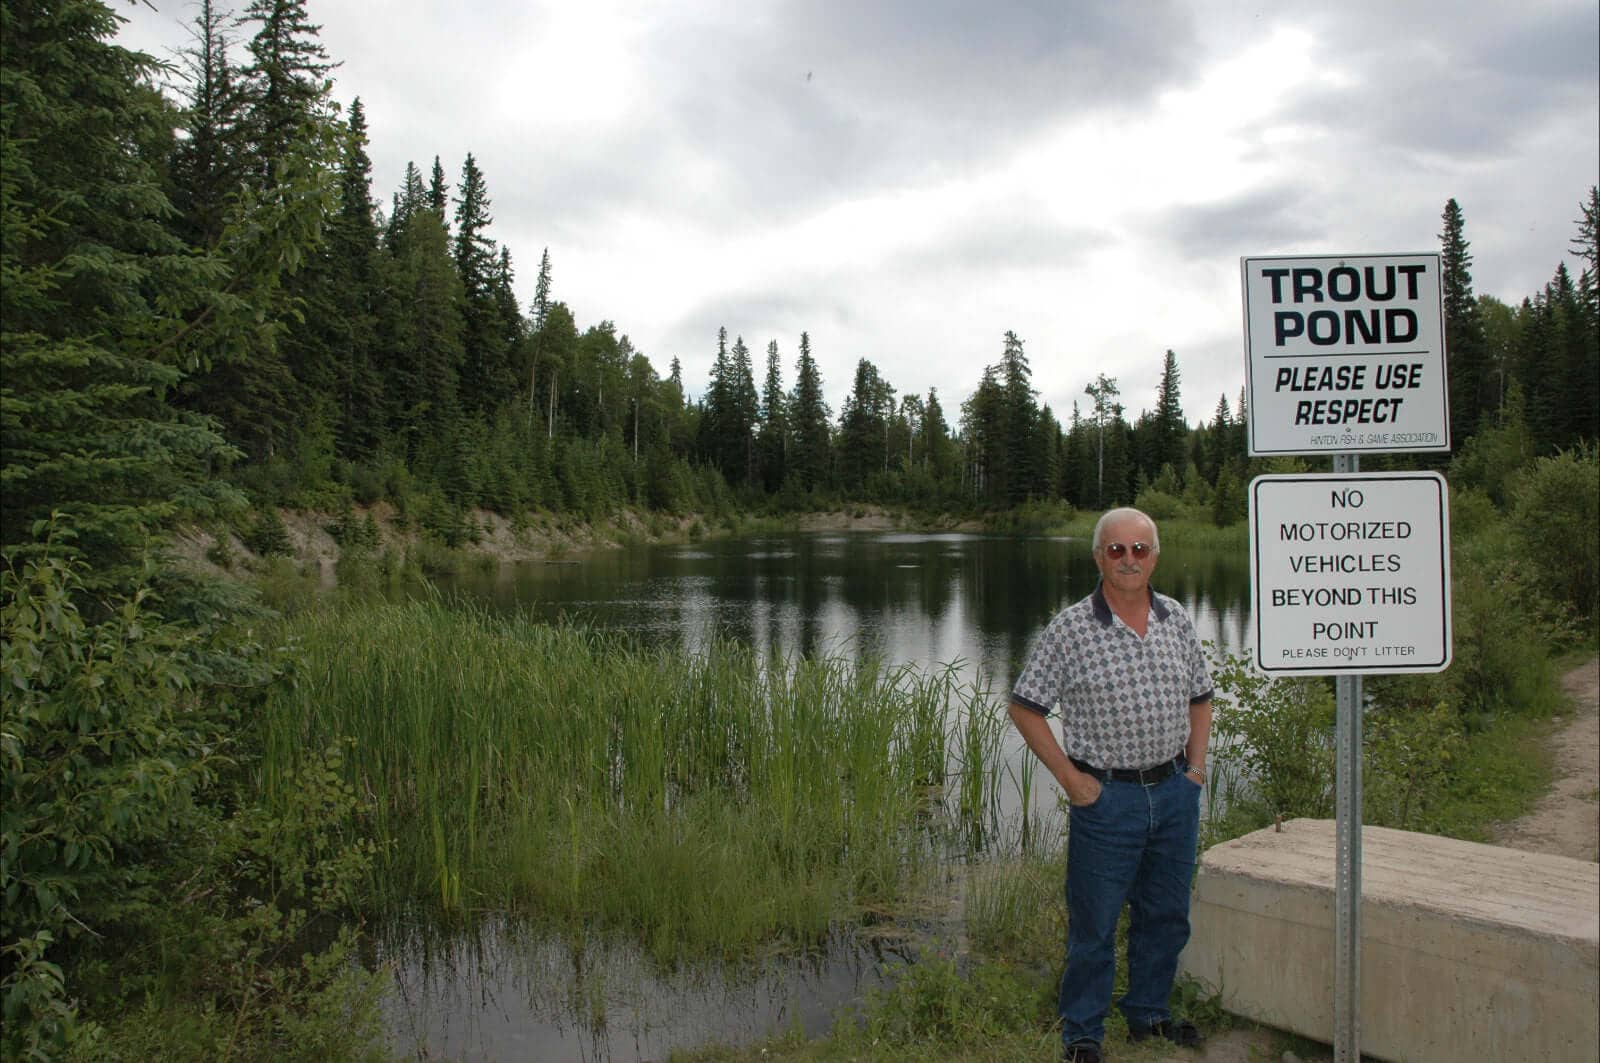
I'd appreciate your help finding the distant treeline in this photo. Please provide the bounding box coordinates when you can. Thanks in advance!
[10,0,1597,559]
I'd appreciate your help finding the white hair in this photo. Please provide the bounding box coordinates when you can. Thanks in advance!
[1091,507,1161,553]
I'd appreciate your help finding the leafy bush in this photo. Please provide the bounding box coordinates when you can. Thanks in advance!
[2,558,223,1054]
[1511,446,1599,621]
[1207,646,1336,823]
[1132,487,1184,521]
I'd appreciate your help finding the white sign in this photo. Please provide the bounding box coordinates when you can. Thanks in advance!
[1242,253,1450,456]
[1250,472,1451,675]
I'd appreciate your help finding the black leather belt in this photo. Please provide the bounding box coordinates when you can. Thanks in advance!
[1071,755,1183,786]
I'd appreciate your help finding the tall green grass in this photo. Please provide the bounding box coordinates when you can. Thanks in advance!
[261,598,1009,965]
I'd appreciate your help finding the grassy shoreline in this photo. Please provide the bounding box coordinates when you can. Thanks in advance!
[262,598,1019,966]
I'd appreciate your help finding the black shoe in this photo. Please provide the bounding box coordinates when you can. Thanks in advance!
[1128,1018,1205,1047]
[1062,1040,1102,1063]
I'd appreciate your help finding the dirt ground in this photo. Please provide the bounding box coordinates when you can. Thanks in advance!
[1149,654,1600,1063]
[1489,655,1600,862]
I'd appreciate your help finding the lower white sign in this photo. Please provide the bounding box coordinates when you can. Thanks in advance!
[1250,472,1451,675]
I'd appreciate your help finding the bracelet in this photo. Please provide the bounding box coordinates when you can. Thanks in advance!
[1186,765,1206,782]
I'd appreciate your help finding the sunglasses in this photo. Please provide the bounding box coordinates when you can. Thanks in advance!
[1102,541,1153,560]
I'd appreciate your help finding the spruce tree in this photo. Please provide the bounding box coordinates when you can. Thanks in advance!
[237,0,337,188]
[386,160,425,244]
[452,152,509,414]
[526,247,553,424]
[1440,198,1488,444]
[960,366,1004,503]
[922,388,955,491]
[324,97,382,456]
[758,340,789,492]
[427,155,448,220]
[1567,188,1600,443]
[168,0,246,249]
[839,358,892,494]
[726,335,759,485]
[382,207,463,456]
[2,0,241,581]
[998,331,1039,505]
[788,332,831,491]
[1153,348,1186,477]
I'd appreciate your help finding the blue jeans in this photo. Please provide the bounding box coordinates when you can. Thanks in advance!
[1060,765,1201,1046]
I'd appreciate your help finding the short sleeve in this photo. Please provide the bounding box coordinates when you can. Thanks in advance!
[1187,622,1213,703]
[1011,613,1070,716]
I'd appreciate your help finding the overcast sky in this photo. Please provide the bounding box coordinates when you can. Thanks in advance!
[114,0,1599,427]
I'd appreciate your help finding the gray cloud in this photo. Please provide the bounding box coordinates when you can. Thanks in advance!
[1152,183,1325,260]
[501,1,1207,228]
[1281,3,1598,163]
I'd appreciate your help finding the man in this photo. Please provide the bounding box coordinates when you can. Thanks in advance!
[1008,507,1213,1063]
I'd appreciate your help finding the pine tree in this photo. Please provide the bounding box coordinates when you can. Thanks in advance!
[1573,187,1600,326]
[386,160,425,244]
[960,366,1004,502]
[998,331,1039,505]
[839,358,893,494]
[1152,348,1186,477]
[922,388,956,492]
[1567,187,1600,443]
[168,0,246,249]
[758,340,789,492]
[2,0,245,582]
[452,152,509,414]
[788,332,831,491]
[323,97,383,457]
[382,207,463,456]
[729,335,759,485]
[227,0,344,463]
[427,155,448,220]
[699,327,732,472]
[237,0,337,188]
[526,247,552,425]
[1440,198,1489,443]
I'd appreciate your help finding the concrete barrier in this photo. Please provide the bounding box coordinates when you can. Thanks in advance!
[1180,819,1599,1062]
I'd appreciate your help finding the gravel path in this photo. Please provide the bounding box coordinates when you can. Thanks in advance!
[1489,655,1600,863]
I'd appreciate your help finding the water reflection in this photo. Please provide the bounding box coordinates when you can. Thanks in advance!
[404,531,1252,1059]
[438,531,1253,691]
[380,919,901,1062]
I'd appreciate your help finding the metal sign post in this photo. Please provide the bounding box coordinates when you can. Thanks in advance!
[1241,251,1454,1063]
[1332,455,1362,1063]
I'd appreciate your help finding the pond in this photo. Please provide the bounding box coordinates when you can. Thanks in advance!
[382,530,1252,1061]
[436,530,1252,685]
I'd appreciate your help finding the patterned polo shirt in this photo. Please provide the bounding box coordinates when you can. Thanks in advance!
[1011,581,1213,770]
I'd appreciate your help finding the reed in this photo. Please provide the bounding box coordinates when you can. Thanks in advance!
[259,597,1009,963]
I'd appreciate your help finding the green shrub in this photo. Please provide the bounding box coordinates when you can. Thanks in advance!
[243,508,293,557]
[1207,646,1336,823]
[78,744,387,1062]
[1363,699,1466,831]
[1132,487,1184,521]
[1511,446,1599,621]
[2,558,221,1057]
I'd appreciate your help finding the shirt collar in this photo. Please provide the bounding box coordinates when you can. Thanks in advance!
[1090,579,1169,626]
